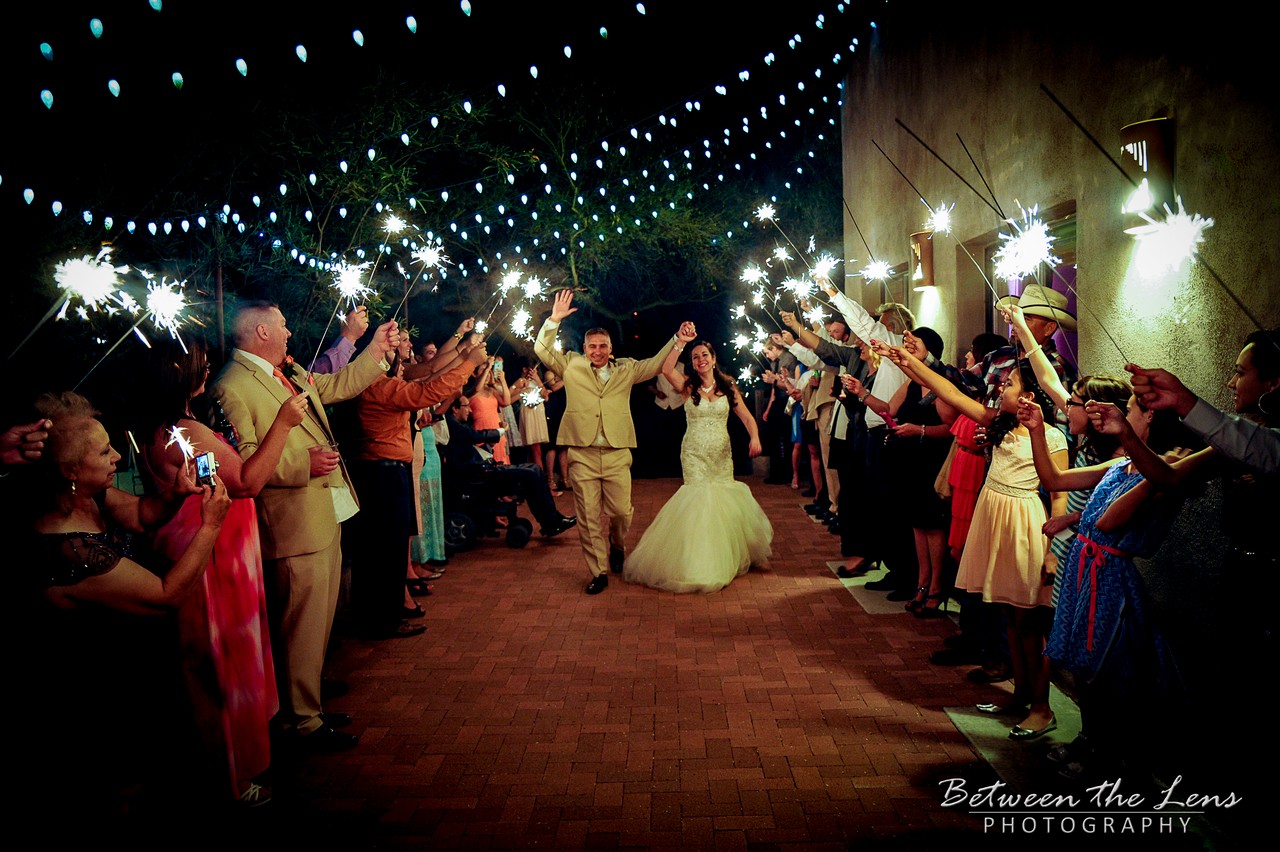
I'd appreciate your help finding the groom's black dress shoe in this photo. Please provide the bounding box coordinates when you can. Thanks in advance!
[542,515,578,537]
[585,574,609,595]
[609,546,625,574]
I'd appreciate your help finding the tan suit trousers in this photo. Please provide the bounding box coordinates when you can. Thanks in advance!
[816,404,839,513]
[567,446,633,577]
[266,527,344,734]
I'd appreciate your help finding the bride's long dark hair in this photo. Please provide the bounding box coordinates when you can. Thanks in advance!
[685,340,737,406]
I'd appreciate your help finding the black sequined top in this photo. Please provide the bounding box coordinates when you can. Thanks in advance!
[34,525,131,588]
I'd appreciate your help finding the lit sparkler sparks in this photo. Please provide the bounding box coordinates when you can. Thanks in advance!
[751,290,766,306]
[733,333,751,351]
[412,240,450,271]
[771,246,792,264]
[520,386,544,408]
[993,206,1061,281]
[926,203,955,235]
[782,277,814,301]
[474,319,488,334]
[145,276,188,340]
[740,264,767,285]
[738,366,754,385]
[166,425,197,460]
[331,260,374,305]
[383,213,408,235]
[754,203,777,222]
[499,270,523,295]
[511,307,533,339]
[733,304,748,320]
[1124,196,1214,278]
[54,247,130,319]
[803,304,828,326]
[521,275,546,300]
[812,252,840,280]
[860,260,893,282]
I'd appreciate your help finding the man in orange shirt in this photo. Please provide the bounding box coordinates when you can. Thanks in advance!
[344,341,488,638]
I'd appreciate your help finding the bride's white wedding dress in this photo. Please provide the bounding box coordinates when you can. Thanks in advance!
[623,393,773,593]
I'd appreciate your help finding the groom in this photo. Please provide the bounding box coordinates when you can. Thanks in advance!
[535,289,694,594]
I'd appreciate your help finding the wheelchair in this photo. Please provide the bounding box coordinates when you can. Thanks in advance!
[440,463,535,552]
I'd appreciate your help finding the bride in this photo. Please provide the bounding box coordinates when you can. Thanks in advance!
[623,330,773,593]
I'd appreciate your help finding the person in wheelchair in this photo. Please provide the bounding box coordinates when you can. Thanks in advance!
[442,395,577,539]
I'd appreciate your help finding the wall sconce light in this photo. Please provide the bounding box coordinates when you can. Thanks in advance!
[1120,116,1174,214]
[910,230,935,291]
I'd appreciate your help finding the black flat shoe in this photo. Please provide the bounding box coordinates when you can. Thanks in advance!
[542,515,578,537]
[585,574,609,594]
[836,560,868,579]
[296,724,359,753]
[1010,715,1058,741]
[402,603,425,620]
[321,712,353,729]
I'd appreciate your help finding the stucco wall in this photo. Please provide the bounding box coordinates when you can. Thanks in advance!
[836,6,1278,783]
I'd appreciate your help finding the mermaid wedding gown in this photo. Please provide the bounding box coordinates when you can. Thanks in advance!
[623,393,773,593]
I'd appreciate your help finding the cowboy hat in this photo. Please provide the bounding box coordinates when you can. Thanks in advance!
[995,283,1077,333]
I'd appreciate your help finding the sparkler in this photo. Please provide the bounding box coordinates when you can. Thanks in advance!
[520,385,544,408]
[1039,84,1268,339]
[956,133,1005,219]
[803,304,829,327]
[993,206,1061,282]
[925,203,954,235]
[12,247,130,359]
[165,425,197,460]
[752,202,812,268]
[311,258,376,370]
[860,260,894,283]
[895,119,1002,219]
[510,307,533,339]
[739,264,767,286]
[521,275,547,301]
[477,270,525,327]
[1125,196,1215,279]
[390,238,452,326]
[141,275,190,350]
[812,253,840,280]
[870,139,1004,305]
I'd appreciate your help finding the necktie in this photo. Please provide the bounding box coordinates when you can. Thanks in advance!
[273,366,298,395]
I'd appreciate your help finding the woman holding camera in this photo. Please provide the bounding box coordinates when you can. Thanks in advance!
[138,337,308,806]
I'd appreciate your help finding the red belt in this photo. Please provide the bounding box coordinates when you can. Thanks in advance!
[1075,534,1129,652]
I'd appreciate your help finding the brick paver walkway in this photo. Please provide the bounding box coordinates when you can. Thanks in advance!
[266,475,1015,849]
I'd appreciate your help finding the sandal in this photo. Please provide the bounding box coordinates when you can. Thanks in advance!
[915,592,950,618]
[407,579,433,597]
[402,603,426,619]
[904,586,929,613]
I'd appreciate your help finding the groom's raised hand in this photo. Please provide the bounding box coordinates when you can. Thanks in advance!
[676,321,697,343]
[550,289,577,322]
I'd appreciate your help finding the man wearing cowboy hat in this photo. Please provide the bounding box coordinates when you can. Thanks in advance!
[983,282,1078,412]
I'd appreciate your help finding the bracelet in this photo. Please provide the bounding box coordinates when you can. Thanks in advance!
[858,390,870,403]
[1024,343,1042,357]
[453,332,464,340]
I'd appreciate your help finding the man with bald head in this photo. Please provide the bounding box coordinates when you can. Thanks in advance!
[212,299,400,751]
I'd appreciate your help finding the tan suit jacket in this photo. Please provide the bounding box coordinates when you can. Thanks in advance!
[535,319,675,448]
[211,346,386,560]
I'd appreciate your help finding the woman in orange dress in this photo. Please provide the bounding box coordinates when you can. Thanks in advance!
[468,357,511,463]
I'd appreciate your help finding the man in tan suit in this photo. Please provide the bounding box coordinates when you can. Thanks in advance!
[535,289,693,594]
[211,299,399,751]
